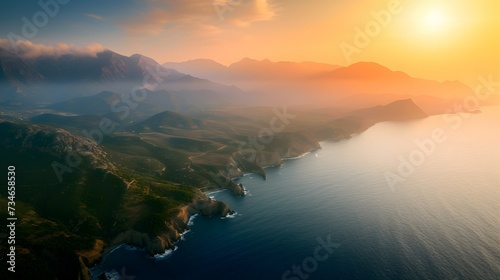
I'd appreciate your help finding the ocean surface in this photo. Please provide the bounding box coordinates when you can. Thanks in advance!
[91,106,500,280]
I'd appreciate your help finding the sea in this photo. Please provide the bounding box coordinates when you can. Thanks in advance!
[91,106,500,280]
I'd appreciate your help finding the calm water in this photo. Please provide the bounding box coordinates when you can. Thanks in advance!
[92,107,500,280]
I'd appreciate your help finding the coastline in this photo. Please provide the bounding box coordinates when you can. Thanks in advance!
[88,114,422,278]
[89,146,322,279]
[90,129,351,276]
[82,106,500,279]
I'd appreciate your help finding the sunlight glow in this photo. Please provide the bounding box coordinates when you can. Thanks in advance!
[425,9,445,29]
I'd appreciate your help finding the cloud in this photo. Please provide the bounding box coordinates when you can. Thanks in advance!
[215,0,276,26]
[84,13,105,20]
[119,0,277,35]
[0,38,106,58]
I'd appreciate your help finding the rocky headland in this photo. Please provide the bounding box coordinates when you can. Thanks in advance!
[111,195,233,255]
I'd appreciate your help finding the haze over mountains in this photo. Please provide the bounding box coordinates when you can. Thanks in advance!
[1,45,492,116]
[164,58,341,82]
[164,58,481,114]
[0,47,245,106]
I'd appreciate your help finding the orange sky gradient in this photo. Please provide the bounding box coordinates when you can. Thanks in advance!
[1,0,498,87]
[109,0,499,87]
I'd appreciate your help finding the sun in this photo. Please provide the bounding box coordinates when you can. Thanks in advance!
[426,10,445,28]
[421,8,448,33]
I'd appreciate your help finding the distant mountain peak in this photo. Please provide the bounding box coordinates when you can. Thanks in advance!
[348,61,391,71]
[130,53,159,65]
[240,57,255,62]
[129,53,143,58]
[186,58,223,63]
[321,61,410,80]
[136,110,204,130]
[348,98,428,122]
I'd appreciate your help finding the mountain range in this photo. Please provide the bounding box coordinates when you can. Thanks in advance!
[1,46,490,115]
[0,48,245,106]
[164,58,341,83]
[163,58,480,114]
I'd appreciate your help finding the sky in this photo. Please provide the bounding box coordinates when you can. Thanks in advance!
[0,0,498,86]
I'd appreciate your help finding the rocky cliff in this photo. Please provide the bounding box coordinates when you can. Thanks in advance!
[234,131,321,171]
[111,195,233,255]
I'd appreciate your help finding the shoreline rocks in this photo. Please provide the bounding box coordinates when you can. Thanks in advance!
[110,195,233,255]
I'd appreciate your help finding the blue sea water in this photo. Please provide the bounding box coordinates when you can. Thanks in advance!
[91,107,500,280]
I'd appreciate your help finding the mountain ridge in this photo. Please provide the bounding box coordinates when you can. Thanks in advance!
[0,47,247,106]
